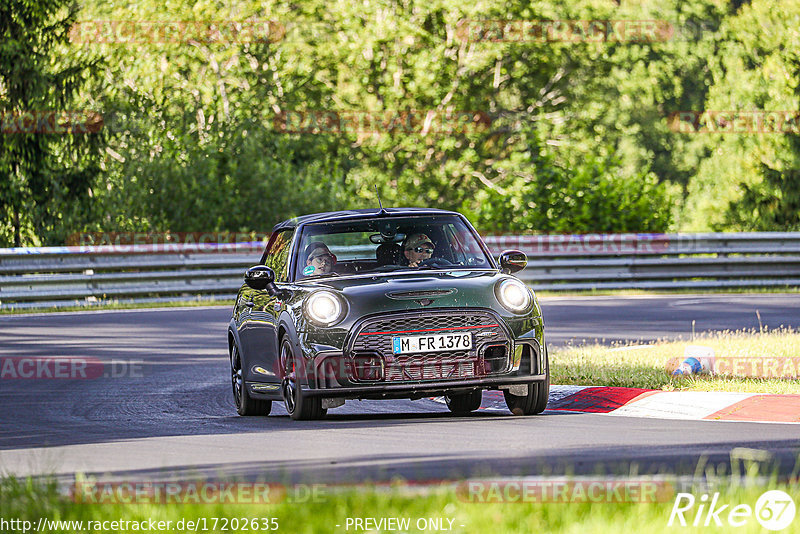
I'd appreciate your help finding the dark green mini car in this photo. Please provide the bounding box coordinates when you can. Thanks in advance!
[228,208,548,420]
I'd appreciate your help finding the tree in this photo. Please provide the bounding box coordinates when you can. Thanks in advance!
[684,0,800,230]
[470,137,674,234]
[726,147,800,230]
[14,0,795,240]
[76,0,358,233]
[0,0,103,246]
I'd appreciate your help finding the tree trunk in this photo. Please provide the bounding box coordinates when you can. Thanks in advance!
[13,207,21,247]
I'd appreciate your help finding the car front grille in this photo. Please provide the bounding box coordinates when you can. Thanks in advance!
[348,309,509,382]
[384,353,475,381]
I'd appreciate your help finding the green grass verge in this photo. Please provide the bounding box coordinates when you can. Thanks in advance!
[552,328,800,394]
[2,475,798,533]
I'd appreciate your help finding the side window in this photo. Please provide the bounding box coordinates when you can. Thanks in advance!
[263,230,294,282]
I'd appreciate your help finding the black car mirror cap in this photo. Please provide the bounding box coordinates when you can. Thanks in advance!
[244,265,274,290]
[244,265,291,299]
[498,250,528,274]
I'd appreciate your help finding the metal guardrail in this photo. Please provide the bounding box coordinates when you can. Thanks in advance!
[481,233,800,290]
[1,233,799,309]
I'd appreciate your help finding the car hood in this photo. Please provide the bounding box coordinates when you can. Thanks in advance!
[297,269,539,318]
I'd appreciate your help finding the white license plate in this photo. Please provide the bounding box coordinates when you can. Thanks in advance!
[392,333,472,354]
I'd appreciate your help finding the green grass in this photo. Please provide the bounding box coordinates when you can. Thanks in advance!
[2,475,798,533]
[552,328,800,394]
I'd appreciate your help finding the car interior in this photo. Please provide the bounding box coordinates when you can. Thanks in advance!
[295,219,487,279]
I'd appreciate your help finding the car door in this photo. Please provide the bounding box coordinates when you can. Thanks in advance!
[239,229,294,382]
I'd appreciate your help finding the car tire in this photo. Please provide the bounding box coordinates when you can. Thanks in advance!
[445,390,482,414]
[231,342,272,416]
[503,346,550,416]
[280,337,327,421]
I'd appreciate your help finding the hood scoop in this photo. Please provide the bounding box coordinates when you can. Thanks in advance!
[386,289,456,300]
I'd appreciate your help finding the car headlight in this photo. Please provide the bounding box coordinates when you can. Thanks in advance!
[304,290,346,326]
[495,278,532,313]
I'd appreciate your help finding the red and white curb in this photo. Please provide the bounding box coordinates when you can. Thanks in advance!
[547,386,800,424]
[437,387,800,424]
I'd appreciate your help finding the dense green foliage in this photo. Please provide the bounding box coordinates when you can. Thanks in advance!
[0,0,103,246]
[1,0,798,245]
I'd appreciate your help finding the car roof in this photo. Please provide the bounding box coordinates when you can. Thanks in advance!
[271,208,462,232]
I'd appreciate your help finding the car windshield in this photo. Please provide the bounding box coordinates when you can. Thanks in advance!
[293,215,493,280]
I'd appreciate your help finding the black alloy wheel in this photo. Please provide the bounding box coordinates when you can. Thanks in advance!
[231,342,272,416]
[503,346,550,416]
[280,337,326,420]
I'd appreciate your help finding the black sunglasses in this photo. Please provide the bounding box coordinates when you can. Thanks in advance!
[309,253,334,263]
[407,246,434,254]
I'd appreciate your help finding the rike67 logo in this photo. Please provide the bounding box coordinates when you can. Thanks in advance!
[668,490,796,530]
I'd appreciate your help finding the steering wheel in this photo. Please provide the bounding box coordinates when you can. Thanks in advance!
[466,256,487,266]
[418,257,453,268]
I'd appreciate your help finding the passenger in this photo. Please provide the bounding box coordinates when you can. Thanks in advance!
[303,241,335,276]
[402,233,435,268]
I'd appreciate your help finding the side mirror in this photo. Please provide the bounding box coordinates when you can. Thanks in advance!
[244,265,274,290]
[244,266,291,299]
[498,250,527,274]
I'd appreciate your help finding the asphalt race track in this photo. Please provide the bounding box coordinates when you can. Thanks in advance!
[1,294,799,484]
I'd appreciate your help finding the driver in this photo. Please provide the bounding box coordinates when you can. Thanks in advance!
[303,241,335,276]
[402,233,435,268]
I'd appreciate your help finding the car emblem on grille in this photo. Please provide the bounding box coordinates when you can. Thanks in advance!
[476,331,497,337]
[415,299,434,306]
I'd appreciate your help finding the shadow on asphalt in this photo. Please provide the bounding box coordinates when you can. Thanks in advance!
[45,438,800,485]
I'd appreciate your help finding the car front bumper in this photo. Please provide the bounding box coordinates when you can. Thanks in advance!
[299,372,548,399]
